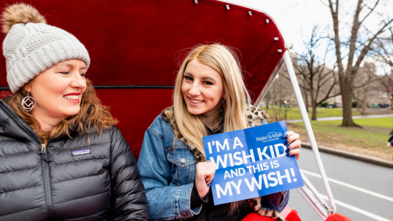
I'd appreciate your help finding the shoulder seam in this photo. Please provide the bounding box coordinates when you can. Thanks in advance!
[148,127,163,140]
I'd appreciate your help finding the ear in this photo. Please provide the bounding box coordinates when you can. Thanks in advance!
[23,84,31,93]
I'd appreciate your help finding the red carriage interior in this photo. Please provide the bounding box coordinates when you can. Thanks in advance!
[0,0,286,159]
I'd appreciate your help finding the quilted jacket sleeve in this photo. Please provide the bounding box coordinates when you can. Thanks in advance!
[109,126,149,221]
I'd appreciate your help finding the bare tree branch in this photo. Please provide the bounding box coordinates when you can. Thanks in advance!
[359,0,380,25]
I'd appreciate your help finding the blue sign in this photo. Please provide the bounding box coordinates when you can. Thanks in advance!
[203,121,304,205]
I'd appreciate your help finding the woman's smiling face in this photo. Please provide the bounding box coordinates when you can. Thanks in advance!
[28,59,87,121]
[181,59,224,118]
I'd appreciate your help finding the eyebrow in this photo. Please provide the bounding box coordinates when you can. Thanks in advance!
[202,76,216,83]
[184,71,193,77]
[184,72,217,83]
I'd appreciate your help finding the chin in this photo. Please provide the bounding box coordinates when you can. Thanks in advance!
[186,106,205,116]
[62,108,81,117]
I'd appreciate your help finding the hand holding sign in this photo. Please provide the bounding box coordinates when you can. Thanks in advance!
[285,131,301,160]
[195,161,216,198]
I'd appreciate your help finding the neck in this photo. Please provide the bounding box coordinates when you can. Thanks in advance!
[203,108,221,130]
[31,110,62,132]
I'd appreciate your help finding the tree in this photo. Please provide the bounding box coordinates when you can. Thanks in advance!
[263,74,293,122]
[373,27,393,108]
[379,72,393,108]
[353,62,378,115]
[326,0,393,126]
[285,26,339,120]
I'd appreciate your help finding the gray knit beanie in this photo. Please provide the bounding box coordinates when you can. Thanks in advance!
[1,3,90,93]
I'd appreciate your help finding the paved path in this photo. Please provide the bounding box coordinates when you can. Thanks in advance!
[287,114,393,123]
[288,148,393,221]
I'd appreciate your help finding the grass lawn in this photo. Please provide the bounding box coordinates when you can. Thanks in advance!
[263,107,361,120]
[285,117,393,161]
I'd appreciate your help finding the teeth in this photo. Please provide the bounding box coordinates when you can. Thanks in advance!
[64,95,79,100]
[190,98,203,104]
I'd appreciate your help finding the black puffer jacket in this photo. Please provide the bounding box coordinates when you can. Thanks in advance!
[0,100,149,221]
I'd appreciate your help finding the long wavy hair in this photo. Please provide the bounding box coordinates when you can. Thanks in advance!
[173,44,251,213]
[3,79,117,144]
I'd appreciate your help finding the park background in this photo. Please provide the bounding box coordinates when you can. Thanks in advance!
[227,0,393,162]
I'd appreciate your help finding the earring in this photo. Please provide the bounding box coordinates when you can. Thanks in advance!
[21,92,36,112]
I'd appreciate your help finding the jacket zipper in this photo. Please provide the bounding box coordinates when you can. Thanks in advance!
[41,143,54,220]
[1,103,55,219]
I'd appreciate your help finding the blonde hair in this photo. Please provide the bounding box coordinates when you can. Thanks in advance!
[174,44,250,156]
[173,43,250,212]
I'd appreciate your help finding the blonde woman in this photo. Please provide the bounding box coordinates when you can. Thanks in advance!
[0,4,148,220]
[138,44,301,220]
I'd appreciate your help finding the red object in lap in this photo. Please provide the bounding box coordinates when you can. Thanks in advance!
[0,0,285,159]
[286,210,302,221]
[326,213,353,221]
[241,210,301,221]
[242,213,276,221]
[240,210,352,221]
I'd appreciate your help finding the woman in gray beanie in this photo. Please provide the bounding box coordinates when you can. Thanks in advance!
[0,3,149,221]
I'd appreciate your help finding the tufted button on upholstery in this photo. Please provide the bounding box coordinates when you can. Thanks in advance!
[180,158,185,163]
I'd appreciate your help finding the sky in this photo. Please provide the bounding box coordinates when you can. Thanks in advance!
[222,0,332,53]
[221,0,393,73]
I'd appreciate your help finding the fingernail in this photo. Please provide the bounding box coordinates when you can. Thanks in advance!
[207,182,212,187]
[286,152,291,156]
[282,133,288,138]
[285,148,290,153]
[284,140,289,145]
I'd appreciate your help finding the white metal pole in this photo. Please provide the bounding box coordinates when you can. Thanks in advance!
[297,188,327,220]
[283,51,336,213]
[301,172,330,211]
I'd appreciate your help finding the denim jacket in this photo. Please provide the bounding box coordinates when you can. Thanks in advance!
[138,114,289,220]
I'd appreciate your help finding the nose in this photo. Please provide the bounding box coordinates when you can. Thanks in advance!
[188,82,201,97]
[70,73,86,90]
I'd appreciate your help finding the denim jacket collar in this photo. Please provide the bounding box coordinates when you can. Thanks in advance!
[160,104,269,162]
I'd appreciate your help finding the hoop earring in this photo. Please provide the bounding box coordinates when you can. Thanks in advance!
[21,92,36,112]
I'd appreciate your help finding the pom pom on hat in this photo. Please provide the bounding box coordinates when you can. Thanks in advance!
[1,3,46,34]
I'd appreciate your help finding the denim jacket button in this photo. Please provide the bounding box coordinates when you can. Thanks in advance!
[180,158,185,163]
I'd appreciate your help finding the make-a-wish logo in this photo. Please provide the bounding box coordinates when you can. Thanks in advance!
[256,132,283,142]
[267,132,283,141]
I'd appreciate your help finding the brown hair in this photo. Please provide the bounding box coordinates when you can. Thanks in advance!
[3,79,118,143]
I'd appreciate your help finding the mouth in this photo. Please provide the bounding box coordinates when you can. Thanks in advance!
[188,97,204,104]
[63,93,81,102]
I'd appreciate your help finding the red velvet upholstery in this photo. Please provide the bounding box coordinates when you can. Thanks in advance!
[96,89,173,159]
[0,0,286,158]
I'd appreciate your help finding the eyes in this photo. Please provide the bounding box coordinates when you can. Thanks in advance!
[59,72,87,78]
[184,76,213,85]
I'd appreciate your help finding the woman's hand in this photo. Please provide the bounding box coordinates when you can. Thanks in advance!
[195,161,216,198]
[285,131,301,160]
